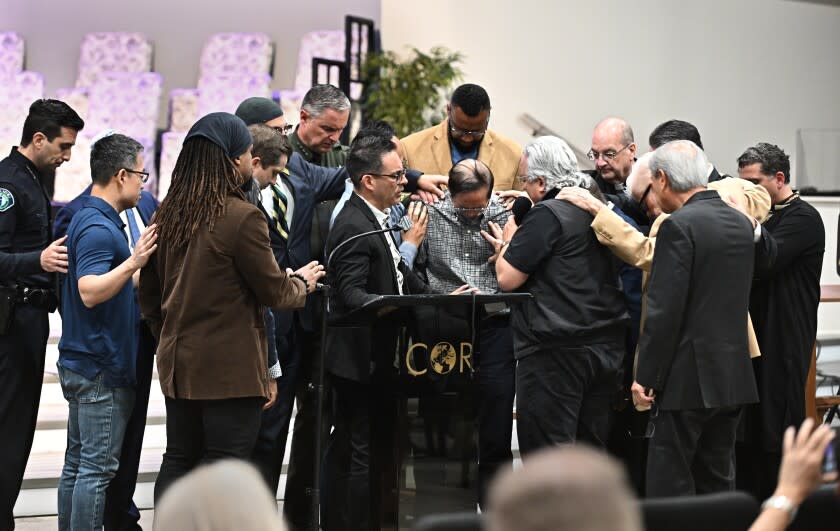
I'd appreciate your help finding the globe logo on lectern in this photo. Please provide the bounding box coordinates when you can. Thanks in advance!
[430,342,457,374]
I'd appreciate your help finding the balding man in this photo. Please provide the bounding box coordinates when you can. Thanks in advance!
[586,117,647,227]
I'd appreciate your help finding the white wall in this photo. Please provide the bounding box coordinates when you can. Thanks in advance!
[380,0,840,179]
[5,0,379,125]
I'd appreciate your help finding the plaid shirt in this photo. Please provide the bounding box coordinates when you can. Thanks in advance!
[423,193,511,293]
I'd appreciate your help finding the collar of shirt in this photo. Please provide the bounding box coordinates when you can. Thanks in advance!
[80,195,125,230]
[357,193,391,228]
[449,138,479,166]
[9,147,43,182]
[288,131,317,163]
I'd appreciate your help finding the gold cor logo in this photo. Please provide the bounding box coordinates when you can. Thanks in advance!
[405,342,473,377]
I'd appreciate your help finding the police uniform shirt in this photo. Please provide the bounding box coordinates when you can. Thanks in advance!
[0,148,52,288]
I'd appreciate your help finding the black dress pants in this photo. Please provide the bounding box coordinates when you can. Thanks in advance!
[646,406,742,497]
[322,373,398,531]
[284,327,333,530]
[0,305,48,530]
[516,342,623,457]
[153,396,264,503]
[475,320,515,508]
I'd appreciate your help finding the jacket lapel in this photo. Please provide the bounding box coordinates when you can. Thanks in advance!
[431,120,453,173]
[347,194,401,294]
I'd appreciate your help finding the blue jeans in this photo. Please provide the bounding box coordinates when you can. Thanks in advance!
[57,365,135,531]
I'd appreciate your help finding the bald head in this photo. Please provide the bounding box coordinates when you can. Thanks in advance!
[590,117,636,185]
[487,446,642,531]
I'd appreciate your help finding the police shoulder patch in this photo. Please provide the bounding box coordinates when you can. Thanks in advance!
[0,188,14,212]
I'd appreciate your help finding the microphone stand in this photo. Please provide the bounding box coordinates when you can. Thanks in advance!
[311,221,407,529]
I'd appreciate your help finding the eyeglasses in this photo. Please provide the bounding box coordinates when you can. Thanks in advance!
[123,169,150,183]
[587,144,631,161]
[637,183,652,214]
[453,205,489,215]
[448,111,488,138]
[272,124,294,135]
[368,169,407,181]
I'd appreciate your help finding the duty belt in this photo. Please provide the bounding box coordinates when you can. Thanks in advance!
[18,287,58,312]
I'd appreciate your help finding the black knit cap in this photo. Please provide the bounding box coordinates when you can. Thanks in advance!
[235,97,284,126]
[184,112,252,158]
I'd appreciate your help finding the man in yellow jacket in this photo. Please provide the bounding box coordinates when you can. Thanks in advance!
[401,83,522,192]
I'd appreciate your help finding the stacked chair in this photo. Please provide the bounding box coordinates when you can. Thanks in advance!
[0,32,44,158]
[158,32,274,199]
[53,33,159,202]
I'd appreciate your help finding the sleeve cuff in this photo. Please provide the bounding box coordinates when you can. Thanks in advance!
[404,168,423,193]
[399,242,418,269]
[268,361,282,379]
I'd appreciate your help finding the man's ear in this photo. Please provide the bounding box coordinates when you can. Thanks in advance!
[31,131,47,148]
[251,155,262,169]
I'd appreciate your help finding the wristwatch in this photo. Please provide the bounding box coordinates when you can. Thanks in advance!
[761,495,798,523]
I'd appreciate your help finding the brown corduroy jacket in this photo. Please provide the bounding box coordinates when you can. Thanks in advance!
[139,196,307,400]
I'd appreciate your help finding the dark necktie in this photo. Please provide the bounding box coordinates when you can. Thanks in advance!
[271,184,289,240]
[126,208,140,248]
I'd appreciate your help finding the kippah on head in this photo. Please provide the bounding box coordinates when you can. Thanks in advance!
[235,97,284,126]
[184,112,252,158]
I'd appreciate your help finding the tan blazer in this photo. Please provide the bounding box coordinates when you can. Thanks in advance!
[139,196,307,400]
[590,177,771,361]
[401,120,522,191]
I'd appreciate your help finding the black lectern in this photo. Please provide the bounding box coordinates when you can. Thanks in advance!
[315,291,530,530]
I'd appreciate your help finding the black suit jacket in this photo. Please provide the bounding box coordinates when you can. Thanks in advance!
[636,190,758,410]
[324,193,429,383]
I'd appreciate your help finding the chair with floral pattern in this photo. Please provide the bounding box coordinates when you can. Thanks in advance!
[0,32,24,77]
[55,32,153,121]
[0,71,44,158]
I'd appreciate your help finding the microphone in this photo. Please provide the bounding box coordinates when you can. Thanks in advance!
[325,215,411,274]
[512,196,533,225]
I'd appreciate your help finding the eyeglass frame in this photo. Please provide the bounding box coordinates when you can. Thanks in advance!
[637,183,653,215]
[123,168,150,183]
[448,109,489,138]
[272,124,294,135]
[366,169,407,181]
[587,143,632,162]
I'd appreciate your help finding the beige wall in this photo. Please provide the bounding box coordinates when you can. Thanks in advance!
[381,0,840,339]
[380,0,840,178]
[5,0,379,125]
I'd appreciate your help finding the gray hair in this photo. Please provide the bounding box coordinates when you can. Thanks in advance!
[300,84,350,117]
[649,140,708,193]
[523,136,591,191]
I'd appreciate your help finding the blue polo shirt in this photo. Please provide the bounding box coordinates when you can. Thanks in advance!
[59,195,136,387]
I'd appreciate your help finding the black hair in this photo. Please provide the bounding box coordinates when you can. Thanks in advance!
[20,99,84,147]
[737,142,791,184]
[347,125,397,188]
[450,84,491,117]
[449,159,494,199]
[648,119,703,150]
[90,134,144,186]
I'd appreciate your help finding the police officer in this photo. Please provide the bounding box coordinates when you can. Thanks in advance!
[0,99,84,529]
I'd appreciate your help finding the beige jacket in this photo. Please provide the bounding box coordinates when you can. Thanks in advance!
[590,177,771,361]
[401,120,522,191]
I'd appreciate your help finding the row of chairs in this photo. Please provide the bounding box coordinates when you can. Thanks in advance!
[0,28,356,201]
[410,486,840,531]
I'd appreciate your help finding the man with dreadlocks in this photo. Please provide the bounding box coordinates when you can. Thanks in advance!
[138,112,325,502]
